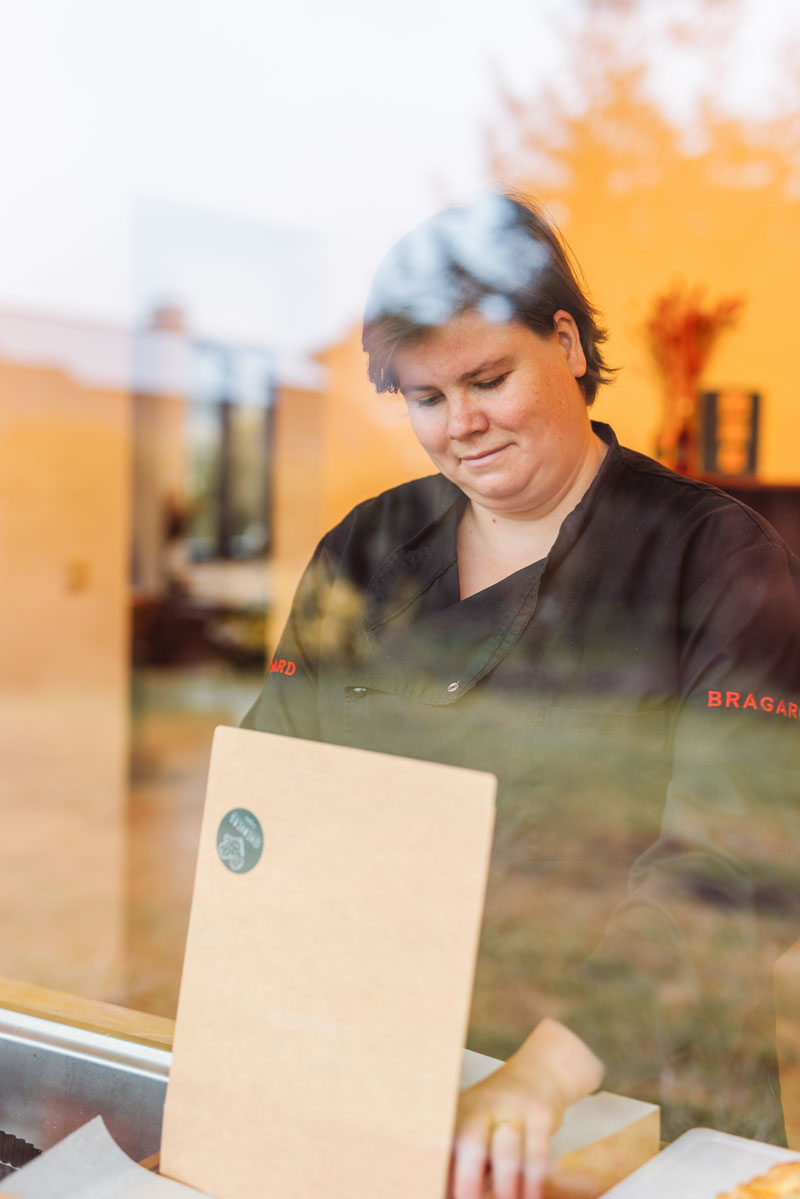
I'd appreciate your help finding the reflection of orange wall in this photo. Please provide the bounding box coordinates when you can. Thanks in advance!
[269,382,323,648]
[0,356,129,996]
[318,334,432,529]
[270,343,432,644]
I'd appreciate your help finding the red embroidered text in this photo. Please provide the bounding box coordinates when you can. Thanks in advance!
[707,690,798,719]
[269,658,296,676]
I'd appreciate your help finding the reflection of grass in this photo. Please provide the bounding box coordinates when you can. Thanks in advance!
[467,801,798,1143]
[127,669,797,1142]
[126,665,264,1015]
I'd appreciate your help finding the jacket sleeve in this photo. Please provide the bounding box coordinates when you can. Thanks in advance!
[569,524,800,1140]
[241,538,337,742]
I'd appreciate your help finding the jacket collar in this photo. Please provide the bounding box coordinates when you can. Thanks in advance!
[365,420,623,631]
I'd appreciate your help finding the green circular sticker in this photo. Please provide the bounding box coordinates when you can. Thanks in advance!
[217,809,263,873]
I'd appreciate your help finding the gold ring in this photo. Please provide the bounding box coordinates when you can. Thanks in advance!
[492,1119,524,1135]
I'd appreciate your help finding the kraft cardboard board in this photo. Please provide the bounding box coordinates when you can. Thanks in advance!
[160,726,496,1199]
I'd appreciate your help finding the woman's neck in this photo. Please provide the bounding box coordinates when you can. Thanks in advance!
[456,432,607,600]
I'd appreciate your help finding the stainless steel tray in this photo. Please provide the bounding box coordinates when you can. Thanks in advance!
[0,1005,170,1166]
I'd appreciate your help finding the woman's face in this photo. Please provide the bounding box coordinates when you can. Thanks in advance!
[393,307,595,520]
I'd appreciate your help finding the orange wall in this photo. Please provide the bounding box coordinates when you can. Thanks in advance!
[493,78,800,480]
[537,167,800,480]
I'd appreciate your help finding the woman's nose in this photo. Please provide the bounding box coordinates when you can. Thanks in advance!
[446,393,489,440]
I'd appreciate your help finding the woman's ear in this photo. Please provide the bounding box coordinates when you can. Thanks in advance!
[553,310,587,379]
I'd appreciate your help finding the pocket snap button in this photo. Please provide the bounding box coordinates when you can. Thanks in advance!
[351,686,367,697]
[447,681,460,693]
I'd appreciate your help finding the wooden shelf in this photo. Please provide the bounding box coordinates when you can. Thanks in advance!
[0,975,175,1050]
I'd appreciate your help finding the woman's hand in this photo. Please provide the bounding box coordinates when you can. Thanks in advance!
[448,1019,604,1199]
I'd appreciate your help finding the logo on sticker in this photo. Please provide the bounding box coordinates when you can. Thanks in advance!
[217,809,263,873]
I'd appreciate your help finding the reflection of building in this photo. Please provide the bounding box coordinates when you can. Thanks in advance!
[131,304,278,597]
[0,293,473,1002]
[0,306,132,995]
[0,302,283,997]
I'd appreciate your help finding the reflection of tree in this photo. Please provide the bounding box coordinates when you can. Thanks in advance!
[490,0,800,202]
[485,0,800,459]
[490,0,800,209]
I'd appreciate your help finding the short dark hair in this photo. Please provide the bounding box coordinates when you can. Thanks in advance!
[362,192,615,405]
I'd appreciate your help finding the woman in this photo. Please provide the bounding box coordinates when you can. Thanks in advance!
[244,194,800,1192]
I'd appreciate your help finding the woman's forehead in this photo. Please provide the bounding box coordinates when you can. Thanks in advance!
[392,311,537,391]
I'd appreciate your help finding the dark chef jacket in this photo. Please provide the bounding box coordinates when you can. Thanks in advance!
[243,422,800,1140]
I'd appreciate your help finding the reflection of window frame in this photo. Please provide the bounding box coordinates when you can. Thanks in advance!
[190,340,275,561]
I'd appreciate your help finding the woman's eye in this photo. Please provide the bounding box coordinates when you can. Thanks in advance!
[475,374,508,391]
[416,394,442,408]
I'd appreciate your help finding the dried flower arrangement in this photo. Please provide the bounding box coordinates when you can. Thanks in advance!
[646,285,745,474]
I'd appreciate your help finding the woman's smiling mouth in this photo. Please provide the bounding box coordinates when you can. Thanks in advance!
[460,445,510,465]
